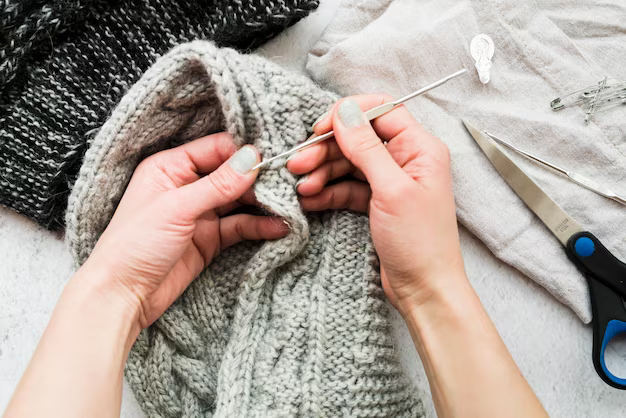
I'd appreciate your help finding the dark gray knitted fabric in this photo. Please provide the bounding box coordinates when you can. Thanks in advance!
[0,0,319,228]
[66,41,424,417]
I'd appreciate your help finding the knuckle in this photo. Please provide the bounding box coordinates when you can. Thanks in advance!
[208,169,239,198]
[234,219,246,240]
[339,185,354,209]
[433,141,451,166]
[321,189,335,208]
[321,164,334,184]
[349,132,383,157]
[135,155,158,174]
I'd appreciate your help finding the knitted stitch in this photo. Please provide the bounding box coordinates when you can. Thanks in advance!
[0,0,319,228]
[66,41,424,418]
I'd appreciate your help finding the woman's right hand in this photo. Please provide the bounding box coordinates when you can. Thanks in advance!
[287,95,466,316]
[290,96,548,418]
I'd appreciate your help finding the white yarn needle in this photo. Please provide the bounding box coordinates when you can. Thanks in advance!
[252,68,467,171]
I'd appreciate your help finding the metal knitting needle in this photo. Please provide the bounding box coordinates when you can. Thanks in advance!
[485,131,626,206]
[252,68,467,171]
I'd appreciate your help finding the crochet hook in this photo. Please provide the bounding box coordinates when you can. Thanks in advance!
[252,68,468,171]
[485,131,626,206]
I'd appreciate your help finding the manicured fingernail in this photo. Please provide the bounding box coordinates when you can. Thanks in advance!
[230,146,257,173]
[295,175,308,189]
[312,111,328,129]
[338,100,365,128]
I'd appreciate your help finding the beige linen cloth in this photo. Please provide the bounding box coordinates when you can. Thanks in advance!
[306,0,626,323]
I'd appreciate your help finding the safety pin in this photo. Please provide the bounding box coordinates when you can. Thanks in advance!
[551,78,626,111]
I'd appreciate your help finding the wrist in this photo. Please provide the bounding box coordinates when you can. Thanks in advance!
[65,261,142,349]
[397,271,476,322]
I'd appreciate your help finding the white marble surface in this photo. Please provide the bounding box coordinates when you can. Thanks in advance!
[1,1,625,416]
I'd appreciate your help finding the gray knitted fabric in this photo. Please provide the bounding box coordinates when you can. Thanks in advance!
[65,41,424,417]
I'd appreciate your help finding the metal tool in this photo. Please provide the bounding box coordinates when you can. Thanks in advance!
[585,77,608,124]
[551,78,626,124]
[464,120,626,390]
[252,68,468,171]
[484,131,626,206]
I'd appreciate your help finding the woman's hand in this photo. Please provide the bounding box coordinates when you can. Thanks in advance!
[288,96,547,418]
[6,133,290,418]
[287,95,465,315]
[82,133,288,328]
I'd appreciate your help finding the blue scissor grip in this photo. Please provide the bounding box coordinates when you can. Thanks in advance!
[599,320,626,386]
[566,232,626,389]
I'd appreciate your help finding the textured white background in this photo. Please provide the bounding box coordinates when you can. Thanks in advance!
[1,1,625,416]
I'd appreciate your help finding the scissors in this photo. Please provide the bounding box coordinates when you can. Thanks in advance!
[463,120,626,389]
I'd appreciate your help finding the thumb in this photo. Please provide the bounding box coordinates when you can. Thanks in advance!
[178,145,260,218]
[333,99,406,192]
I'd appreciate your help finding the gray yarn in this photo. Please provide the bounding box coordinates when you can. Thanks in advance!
[66,41,424,417]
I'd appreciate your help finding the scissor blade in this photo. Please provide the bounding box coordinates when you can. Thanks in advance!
[463,120,583,246]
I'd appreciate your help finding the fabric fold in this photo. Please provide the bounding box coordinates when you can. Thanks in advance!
[305,0,626,323]
[66,41,424,418]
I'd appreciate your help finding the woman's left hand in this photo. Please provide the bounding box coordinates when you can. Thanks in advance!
[82,133,288,328]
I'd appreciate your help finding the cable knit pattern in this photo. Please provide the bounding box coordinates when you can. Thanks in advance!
[66,41,424,418]
[0,0,319,228]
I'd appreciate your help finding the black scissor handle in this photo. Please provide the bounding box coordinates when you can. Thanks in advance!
[566,231,626,389]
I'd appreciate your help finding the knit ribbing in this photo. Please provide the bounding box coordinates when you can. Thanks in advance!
[0,0,93,86]
[66,41,424,417]
[0,0,319,228]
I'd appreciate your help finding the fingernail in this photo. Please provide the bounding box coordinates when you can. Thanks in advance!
[295,175,308,189]
[312,111,328,129]
[230,146,257,173]
[338,100,365,128]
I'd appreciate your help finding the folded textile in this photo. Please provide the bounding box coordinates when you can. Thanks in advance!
[66,41,424,418]
[306,0,626,323]
[0,0,319,228]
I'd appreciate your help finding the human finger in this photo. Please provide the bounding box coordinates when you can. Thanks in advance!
[296,158,364,196]
[190,214,218,269]
[331,99,407,192]
[321,94,448,177]
[312,94,421,142]
[384,124,450,176]
[176,145,260,218]
[219,214,289,250]
[286,139,342,175]
[299,181,371,213]
[214,188,258,216]
[144,132,238,187]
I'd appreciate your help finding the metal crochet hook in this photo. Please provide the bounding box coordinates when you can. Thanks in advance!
[252,68,468,171]
[485,131,626,206]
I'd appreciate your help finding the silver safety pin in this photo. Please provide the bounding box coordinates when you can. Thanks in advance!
[252,68,468,171]
[550,78,626,123]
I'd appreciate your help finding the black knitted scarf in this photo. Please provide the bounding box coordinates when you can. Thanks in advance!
[0,0,319,228]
